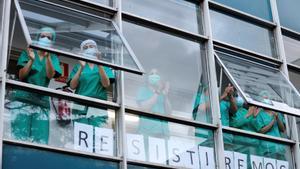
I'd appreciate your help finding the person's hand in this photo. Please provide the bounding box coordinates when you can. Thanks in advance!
[27,48,35,61]
[273,112,278,120]
[224,84,234,97]
[162,82,170,95]
[79,60,86,67]
[253,107,261,117]
[96,51,102,60]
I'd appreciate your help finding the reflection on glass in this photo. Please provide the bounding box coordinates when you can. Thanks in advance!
[211,10,275,57]
[125,114,215,168]
[224,133,292,169]
[213,0,272,21]
[217,51,300,112]
[4,87,116,156]
[123,21,211,123]
[18,0,140,71]
[277,0,300,33]
[3,144,119,169]
[123,0,202,34]
[283,35,300,67]
[89,0,113,7]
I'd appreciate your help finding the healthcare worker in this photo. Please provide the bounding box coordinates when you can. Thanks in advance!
[192,84,210,123]
[10,27,62,144]
[252,91,286,160]
[69,39,114,127]
[136,69,171,137]
[219,84,239,150]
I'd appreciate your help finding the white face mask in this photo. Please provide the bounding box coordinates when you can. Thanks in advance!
[37,37,52,47]
[235,96,245,108]
[83,47,97,59]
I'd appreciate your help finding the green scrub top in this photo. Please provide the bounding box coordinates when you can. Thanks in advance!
[136,86,169,136]
[252,110,286,157]
[13,50,62,108]
[220,100,234,146]
[69,64,114,100]
[231,108,259,152]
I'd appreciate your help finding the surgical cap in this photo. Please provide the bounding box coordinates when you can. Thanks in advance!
[80,39,97,51]
[39,27,56,41]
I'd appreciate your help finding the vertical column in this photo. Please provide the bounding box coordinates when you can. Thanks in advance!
[202,1,225,169]
[269,1,300,169]
[114,0,127,168]
[0,0,12,168]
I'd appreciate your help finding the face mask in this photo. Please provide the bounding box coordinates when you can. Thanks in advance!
[83,48,97,59]
[148,74,160,86]
[262,98,272,105]
[236,96,244,108]
[37,37,52,47]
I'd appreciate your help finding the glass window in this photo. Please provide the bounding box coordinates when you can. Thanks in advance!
[289,70,300,91]
[4,87,117,157]
[283,35,300,67]
[123,21,211,123]
[277,0,300,33]
[215,51,300,116]
[210,10,276,58]
[125,113,215,168]
[223,132,293,169]
[212,0,272,21]
[216,62,291,139]
[87,0,113,7]
[122,0,203,34]
[14,0,143,74]
[3,144,118,169]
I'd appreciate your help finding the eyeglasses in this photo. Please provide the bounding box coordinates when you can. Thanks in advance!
[40,34,52,40]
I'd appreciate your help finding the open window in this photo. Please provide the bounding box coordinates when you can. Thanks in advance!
[215,50,300,117]
[11,0,144,75]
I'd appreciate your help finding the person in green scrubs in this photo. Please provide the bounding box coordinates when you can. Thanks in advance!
[252,91,286,160]
[69,39,114,127]
[136,69,171,137]
[10,27,62,144]
[219,84,237,150]
[136,69,171,161]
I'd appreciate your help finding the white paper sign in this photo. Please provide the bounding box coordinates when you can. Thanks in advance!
[264,158,276,169]
[224,151,234,169]
[94,127,114,156]
[276,160,289,169]
[126,134,146,161]
[199,146,215,169]
[74,122,93,153]
[148,137,167,164]
[168,137,184,167]
[181,142,200,169]
[250,155,263,169]
[234,152,247,169]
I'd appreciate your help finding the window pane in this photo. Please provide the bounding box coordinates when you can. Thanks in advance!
[277,0,300,33]
[17,0,142,73]
[123,21,211,123]
[4,87,117,157]
[212,0,272,21]
[125,113,215,168]
[283,35,300,67]
[223,132,293,169]
[3,144,118,169]
[216,63,291,139]
[216,51,300,115]
[123,0,203,34]
[289,70,300,91]
[210,10,276,58]
[88,0,113,7]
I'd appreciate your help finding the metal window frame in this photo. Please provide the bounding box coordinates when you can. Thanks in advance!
[215,51,300,117]
[208,0,276,29]
[5,79,120,110]
[13,0,145,75]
